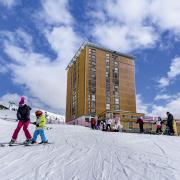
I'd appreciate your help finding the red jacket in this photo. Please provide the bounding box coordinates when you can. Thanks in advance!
[91,118,96,125]
[136,118,144,125]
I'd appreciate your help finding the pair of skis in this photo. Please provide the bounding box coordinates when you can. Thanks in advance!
[0,142,52,147]
[24,142,52,146]
[0,143,6,147]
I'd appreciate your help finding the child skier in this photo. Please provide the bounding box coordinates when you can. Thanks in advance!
[31,110,48,144]
[106,118,112,131]
[113,118,123,132]
[155,117,163,134]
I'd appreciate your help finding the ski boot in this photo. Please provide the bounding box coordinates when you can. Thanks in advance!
[39,140,48,144]
[23,139,32,145]
[9,139,15,146]
[31,141,37,144]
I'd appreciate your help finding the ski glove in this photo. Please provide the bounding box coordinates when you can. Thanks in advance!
[36,123,39,127]
[32,122,36,125]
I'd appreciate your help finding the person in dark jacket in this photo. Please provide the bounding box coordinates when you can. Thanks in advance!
[9,96,32,145]
[166,112,174,135]
[91,118,96,129]
[136,117,144,133]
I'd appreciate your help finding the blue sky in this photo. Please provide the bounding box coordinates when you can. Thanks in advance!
[0,0,180,118]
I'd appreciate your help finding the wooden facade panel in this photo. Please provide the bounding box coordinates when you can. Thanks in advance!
[119,57,134,65]
[119,60,136,112]
[77,48,86,117]
[66,68,73,121]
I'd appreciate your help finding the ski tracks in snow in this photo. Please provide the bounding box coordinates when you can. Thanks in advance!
[0,124,180,180]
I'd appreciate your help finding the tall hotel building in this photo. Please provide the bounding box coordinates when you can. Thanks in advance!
[66,42,136,122]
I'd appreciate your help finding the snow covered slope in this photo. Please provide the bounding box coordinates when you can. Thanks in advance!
[0,108,65,124]
[44,111,65,123]
[0,109,17,121]
[0,118,180,180]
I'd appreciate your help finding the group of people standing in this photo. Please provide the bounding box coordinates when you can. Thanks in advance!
[91,116,123,132]
[9,96,48,145]
[91,111,176,135]
[136,112,176,135]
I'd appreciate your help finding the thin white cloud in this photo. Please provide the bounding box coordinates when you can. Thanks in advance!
[167,57,180,78]
[89,0,158,53]
[0,93,20,105]
[105,0,149,25]
[151,96,180,119]
[89,0,180,53]
[150,0,180,33]
[137,93,180,119]
[1,29,67,110]
[150,105,167,118]
[154,94,171,101]
[38,0,82,64]
[148,92,180,118]
[0,0,18,8]
[45,26,82,64]
[15,29,33,49]
[0,29,33,50]
[137,93,180,118]
[136,94,149,114]
[0,65,8,74]
[40,0,72,25]
[0,56,8,73]
[93,24,157,52]
[0,58,8,74]
[3,41,67,110]
[158,57,180,88]
[158,77,170,88]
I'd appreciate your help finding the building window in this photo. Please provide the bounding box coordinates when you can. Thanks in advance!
[88,48,96,115]
[106,104,110,110]
[114,104,119,110]
[92,94,96,100]
[105,53,111,109]
[128,122,133,129]
[114,98,119,104]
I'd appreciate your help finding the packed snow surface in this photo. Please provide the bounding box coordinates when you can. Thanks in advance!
[0,119,180,180]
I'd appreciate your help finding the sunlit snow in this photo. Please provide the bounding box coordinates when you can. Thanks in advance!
[0,110,180,180]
